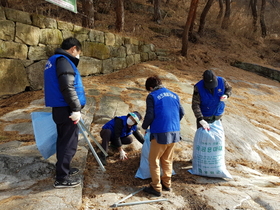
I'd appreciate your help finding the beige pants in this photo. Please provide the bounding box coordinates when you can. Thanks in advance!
[149,139,175,192]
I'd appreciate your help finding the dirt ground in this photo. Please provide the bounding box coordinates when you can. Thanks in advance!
[1,0,280,209]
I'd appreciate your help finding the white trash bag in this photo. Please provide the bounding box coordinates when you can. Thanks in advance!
[31,112,57,159]
[188,120,232,179]
[135,129,175,179]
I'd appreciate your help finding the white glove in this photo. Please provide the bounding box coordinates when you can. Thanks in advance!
[220,95,228,101]
[119,149,128,160]
[199,120,210,131]
[69,111,81,124]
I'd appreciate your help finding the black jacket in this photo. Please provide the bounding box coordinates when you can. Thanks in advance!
[55,48,82,112]
[114,117,144,146]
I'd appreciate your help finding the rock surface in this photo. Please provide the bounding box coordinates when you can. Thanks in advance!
[0,62,280,209]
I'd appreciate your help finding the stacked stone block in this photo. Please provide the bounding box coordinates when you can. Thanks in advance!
[0,7,157,97]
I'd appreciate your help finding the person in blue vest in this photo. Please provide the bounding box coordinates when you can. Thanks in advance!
[44,37,86,188]
[142,75,185,197]
[99,111,144,166]
[192,69,232,130]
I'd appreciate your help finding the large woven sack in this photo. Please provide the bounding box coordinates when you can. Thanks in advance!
[188,120,232,179]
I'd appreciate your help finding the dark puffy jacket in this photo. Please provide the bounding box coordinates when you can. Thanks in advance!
[44,48,86,111]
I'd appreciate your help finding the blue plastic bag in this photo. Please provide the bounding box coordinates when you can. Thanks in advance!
[189,120,232,179]
[31,112,57,159]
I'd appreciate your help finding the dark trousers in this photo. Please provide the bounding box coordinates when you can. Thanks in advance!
[52,107,79,181]
[100,129,133,152]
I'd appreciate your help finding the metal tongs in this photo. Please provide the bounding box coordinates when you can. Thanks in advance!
[110,188,168,207]
[77,121,108,172]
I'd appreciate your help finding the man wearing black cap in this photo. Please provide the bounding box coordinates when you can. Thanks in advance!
[192,70,232,130]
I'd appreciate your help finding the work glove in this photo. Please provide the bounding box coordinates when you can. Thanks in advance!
[69,111,81,124]
[119,149,128,160]
[199,120,210,131]
[220,95,228,101]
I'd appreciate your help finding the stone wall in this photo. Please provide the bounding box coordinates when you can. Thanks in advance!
[0,7,157,97]
[231,61,280,83]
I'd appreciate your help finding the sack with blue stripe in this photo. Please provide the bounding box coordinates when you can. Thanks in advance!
[188,120,232,179]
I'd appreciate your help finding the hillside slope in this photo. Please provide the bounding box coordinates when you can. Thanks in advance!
[4,0,280,69]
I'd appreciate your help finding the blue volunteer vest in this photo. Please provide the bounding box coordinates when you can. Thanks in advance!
[44,54,86,107]
[102,116,137,137]
[196,76,225,117]
[149,87,181,133]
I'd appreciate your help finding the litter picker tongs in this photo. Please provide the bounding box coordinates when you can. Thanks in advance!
[110,188,168,207]
[77,121,108,172]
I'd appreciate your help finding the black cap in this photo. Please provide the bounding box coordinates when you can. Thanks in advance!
[203,70,218,89]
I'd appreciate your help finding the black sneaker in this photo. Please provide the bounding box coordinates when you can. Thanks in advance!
[98,152,107,166]
[109,144,118,149]
[69,168,79,176]
[143,186,161,197]
[161,182,171,191]
[109,144,119,152]
[53,179,80,188]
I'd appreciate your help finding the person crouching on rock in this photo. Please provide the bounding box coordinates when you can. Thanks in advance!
[98,111,144,166]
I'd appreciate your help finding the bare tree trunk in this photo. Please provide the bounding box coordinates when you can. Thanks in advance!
[221,0,231,29]
[216,0,223,23]
[154,0,162,23]
[198,0,215,35]
[181,0,199,56]
[116,0,124,32]
[189,3,198,42]
[0,0,8,7]
[260,0,267,37]
[82,0,94,28]
[250,0,258,32]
